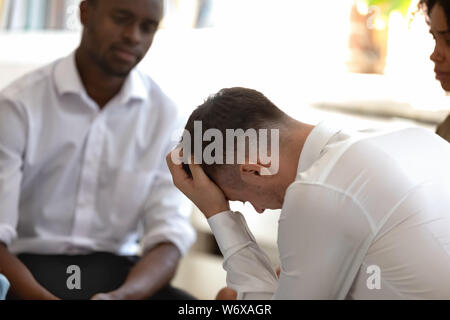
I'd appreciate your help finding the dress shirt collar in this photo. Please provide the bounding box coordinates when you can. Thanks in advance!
[54,51,149,105]
[118,66,149,104]
[297,121,342,173]
[54,51,85,97]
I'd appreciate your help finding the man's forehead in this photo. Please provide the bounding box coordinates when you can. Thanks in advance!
[98,0,163,19]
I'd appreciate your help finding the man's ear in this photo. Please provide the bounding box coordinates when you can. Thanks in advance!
[79,1,90,27]
[239,164,272,185]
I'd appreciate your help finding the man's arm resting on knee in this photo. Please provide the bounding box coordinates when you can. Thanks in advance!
[0,242,59,300]
[91,242,181,300]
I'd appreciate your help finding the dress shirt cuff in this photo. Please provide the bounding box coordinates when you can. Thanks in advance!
[0,224,17,246]
[207,211,254,256]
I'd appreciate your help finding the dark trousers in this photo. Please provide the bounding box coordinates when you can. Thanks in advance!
[12,252,196,300]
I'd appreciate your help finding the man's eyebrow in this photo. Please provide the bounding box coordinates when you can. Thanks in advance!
[110,8,135,19]
[112,8,133,14]
[112,8,159,24]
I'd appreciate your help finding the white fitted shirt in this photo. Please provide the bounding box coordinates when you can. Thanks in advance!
[0,52,195,256]
[208,122,450,299]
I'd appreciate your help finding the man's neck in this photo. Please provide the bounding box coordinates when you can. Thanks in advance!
[75,48,126,109]
[281,123,315,190]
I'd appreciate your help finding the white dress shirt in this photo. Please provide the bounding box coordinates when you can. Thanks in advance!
[0,52,195,256]
[208,122,450,299]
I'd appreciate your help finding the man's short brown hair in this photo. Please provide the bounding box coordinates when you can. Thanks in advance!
[183,87,291,184]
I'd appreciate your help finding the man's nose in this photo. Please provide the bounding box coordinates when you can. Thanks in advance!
[123,23,142,45]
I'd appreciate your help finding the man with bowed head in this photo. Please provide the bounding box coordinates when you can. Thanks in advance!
[168,87,450,299]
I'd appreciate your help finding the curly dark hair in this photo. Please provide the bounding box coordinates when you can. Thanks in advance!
[419,0,450,27]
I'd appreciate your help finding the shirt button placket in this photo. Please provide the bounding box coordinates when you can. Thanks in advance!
[72,116,105,240]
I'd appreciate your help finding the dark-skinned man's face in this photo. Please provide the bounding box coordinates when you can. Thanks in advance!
[80,0,163,77]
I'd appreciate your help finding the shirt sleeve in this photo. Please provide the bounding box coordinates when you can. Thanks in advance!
[208,211,279,300]
[208,183,373,300]
[139,116,196,256]
[0,97,27,246]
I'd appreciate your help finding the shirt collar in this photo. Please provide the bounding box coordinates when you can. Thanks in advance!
[54,51,86,97]
[54,51,149,104]
[117,67,149,105]
[297,121,342,173]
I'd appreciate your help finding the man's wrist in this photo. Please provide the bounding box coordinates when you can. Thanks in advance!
[204,206,230,219]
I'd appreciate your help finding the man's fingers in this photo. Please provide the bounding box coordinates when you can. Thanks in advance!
[166,150,191,187]
[91,293,111,300]
[166,148,182,168]
[188,162,210,183]
[167,150,229,218]
[167,149,215,194]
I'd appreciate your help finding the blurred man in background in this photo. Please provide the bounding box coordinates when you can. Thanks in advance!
[0,0,195,300]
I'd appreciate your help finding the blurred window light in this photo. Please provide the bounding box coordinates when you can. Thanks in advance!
[356,0,370,16]
[145,0,448,119]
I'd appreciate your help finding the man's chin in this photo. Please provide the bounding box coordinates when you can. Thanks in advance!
[112,69,133,78]
[103,64,134,78]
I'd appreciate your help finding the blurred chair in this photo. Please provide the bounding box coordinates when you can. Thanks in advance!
[0,274,10,300]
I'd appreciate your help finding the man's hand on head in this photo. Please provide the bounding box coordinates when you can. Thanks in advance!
[166,149,230,219]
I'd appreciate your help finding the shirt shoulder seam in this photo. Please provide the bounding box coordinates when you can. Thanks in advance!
[0,64,55,101]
